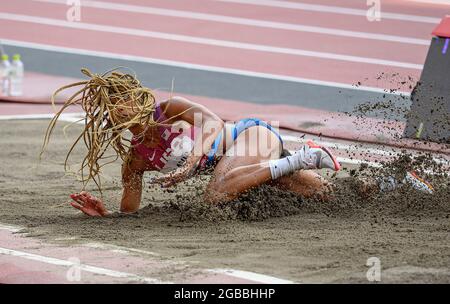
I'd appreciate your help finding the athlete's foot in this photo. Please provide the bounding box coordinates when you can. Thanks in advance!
[291,140,341,171]
[404,171,434,194]
[377,171,434,194]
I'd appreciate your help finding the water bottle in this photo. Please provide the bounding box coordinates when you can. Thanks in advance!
[0,54,11,96]
[9,54,24,97]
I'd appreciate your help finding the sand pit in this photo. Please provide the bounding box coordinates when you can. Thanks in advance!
[0,120,449,283]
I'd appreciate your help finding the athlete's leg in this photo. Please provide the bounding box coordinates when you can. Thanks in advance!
[205,127,340,203]
[270,170,334,200]
[355,171,434,197]
[205,126,281,203]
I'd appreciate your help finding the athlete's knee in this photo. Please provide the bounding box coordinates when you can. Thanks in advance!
[207,175,233,195]
[205,173,242,203]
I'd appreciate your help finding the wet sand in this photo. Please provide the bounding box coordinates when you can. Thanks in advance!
[0,120,449,283]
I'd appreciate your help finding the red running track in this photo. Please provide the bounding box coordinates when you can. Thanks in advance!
[0,227,283,284]
[1,0,449,91]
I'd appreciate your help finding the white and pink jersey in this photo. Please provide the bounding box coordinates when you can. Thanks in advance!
[131,104,198,173]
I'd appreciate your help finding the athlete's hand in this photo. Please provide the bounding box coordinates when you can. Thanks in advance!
[69,191,110,217]
[151,155,201,187]
[151,166,191,188]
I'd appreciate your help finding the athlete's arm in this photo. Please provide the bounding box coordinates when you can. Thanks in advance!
[120,163,144,213]
[156,96,225,186]
[162,96,224,154]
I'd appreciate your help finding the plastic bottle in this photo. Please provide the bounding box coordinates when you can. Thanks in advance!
[0,54,11,96]
[9,54,24,97]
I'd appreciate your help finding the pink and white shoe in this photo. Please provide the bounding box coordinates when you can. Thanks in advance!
[291,140,341,171]
[404,171,434,194]
[378,171,434,194]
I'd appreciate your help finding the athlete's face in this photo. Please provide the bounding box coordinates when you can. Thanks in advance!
[109,97,154,137]
[110,97,139,125]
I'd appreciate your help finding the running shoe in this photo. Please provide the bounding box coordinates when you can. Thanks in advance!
[404,171,434,194]
[377,171,434,194]
[292,140,341,171]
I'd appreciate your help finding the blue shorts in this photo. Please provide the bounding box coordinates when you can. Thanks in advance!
[205,118,283,165]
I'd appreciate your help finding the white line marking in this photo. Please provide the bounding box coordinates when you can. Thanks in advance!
[284,135,450,167]
[0,114,388,166]
[0,112,84,121]
[0,224,24,233]
[84,242,160,257]
[286,148,381,167]
[0,223,293,284]
[409,0,450,5]
[283,135,450,164]
[0,114,391,161]
[207,268,295,284]
[4,113,448,162]
[282,134,397,156]
[0,115,408,160]
[32,0,430,46]
[2,114,446,171]
[217,0,442,24]
[0,246,170,283]
[0,113,56,120]
[1,113,388,164]
[54,236,79,241]
[0,245,293,284]
[0,39,412,96]
[3,113,447,160]
[335,157,382,167]
[0,13,423,70]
